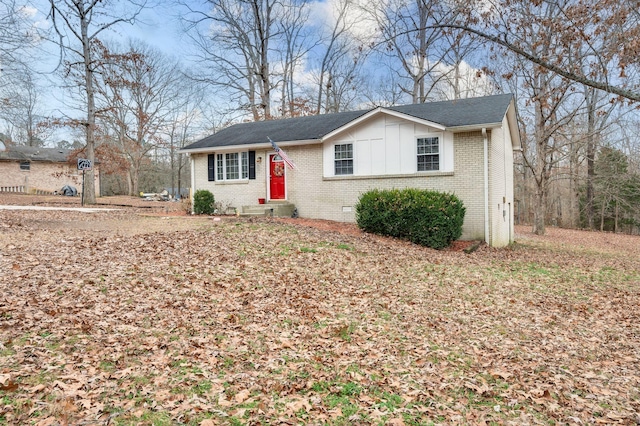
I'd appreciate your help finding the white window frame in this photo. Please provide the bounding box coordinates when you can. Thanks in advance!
[215,151,249,181]
[417,135,440,172]
[334,143,354,175]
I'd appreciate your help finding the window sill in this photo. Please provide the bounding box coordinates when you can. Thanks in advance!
[323,171,454,181]
[214,179,250,185]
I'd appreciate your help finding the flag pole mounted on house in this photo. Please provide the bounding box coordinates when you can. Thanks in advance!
[268,137,297,169]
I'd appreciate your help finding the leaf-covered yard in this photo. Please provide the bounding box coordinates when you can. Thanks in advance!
[0,206,639,425]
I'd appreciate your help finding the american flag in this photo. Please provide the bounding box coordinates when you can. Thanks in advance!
[268,137,297,170]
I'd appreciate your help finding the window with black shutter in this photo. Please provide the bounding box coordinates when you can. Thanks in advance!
[248,151,256,180]
[207,154,215,181]
[212,150,254,181]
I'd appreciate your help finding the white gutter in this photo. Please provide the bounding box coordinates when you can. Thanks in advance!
[178,139,321,155]
[447,122,501,132]
[482,127,489,245]
[190,154,195,215]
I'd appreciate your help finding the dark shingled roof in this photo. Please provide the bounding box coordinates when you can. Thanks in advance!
[387,94,513,127]
[0,146,72,162]
[183,94,514,151]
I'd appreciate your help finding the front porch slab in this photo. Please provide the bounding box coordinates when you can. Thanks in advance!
[240,202,296,218]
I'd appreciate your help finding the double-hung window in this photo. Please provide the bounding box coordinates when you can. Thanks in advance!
[216,151,249,181]
[417,136,439,171]
[334,143,353,175]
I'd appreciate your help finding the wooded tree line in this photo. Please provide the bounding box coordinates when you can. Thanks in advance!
[1,0,639,235]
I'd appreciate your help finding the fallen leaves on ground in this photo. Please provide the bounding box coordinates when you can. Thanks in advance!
[0,208,639,425]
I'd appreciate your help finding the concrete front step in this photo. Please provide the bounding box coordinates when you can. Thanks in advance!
[241,202,296,218]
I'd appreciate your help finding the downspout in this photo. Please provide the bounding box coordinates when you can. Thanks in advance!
[189,154,195,215]
[482,128,489,245]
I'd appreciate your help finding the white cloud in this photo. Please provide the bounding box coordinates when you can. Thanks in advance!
[18,5,37,18]
[427,60,496,100]
[307,0,379,43]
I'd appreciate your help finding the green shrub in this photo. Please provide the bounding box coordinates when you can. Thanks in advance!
[193,189,215,215]
[355,188,465,249]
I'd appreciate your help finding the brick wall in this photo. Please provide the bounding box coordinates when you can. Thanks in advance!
[0,161,100,195]
[192,151,270,210]
[285,133,487,241]
[191,133,489,241]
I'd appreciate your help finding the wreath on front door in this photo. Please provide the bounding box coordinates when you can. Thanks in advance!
[273,163,285,177]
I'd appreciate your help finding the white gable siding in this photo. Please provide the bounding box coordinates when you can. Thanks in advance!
[399,123,414,173]
[323,113,453,177]
[385,123,401,174]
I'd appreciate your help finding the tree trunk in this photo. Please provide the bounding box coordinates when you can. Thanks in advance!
[81,11,96,204]
[568,141,580,228]
[177,153,183,199]
[532,183,546,235]
[127,169,134,196]
[129,158,141,196]
[585,88,597,229]
[414,0,427,103]
[532,78,548,235]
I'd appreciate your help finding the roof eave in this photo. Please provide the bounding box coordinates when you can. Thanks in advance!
[506,99,522,150]
[179,138,321,154]
[448,100,521,151]
[447,122,503,132]
[379,108,446,130]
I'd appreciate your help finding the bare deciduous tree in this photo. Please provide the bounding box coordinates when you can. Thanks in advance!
[426,0,640,102]
[163,78,207,199]
[184,0,290,121]
[0,0,36,83]
[312,0,366,113]
[95,40,179,195]
[277,2,313,117]
[368,0,456,103]
[0,68,51,146]
[500,1,584,235]
[48,0,146,203]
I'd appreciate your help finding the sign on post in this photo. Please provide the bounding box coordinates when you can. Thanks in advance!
[77,158,92,171]
[77,158,92,206]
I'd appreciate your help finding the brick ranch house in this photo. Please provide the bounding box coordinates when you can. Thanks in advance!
[0,145,100,196]
[181,94,521,247]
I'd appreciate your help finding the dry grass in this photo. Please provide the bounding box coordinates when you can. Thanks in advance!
[0,204,639,425]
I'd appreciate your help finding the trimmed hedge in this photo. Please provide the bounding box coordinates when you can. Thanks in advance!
[193,189,215,215]
[355,188,466,249]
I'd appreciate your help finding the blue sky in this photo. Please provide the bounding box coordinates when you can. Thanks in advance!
[19,1,200,142]
[7,0,490,145]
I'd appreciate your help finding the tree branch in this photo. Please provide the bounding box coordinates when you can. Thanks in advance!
[425,23,640,102]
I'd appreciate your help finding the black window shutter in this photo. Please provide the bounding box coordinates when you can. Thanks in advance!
[208,154,215,181]
[248,151,256,180]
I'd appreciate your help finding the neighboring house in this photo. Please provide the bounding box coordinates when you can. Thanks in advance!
[181,94,521,247]
[0,146,100,196]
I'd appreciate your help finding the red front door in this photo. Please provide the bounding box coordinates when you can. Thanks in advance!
[269,154,286,200]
